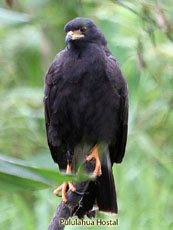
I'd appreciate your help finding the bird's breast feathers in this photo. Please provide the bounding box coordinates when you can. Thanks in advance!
[60,46,107,83]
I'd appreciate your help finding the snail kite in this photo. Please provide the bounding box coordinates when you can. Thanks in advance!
[44,17,128,216]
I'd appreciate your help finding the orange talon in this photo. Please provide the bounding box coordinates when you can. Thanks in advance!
[68,182,76,191]
[53,163,76,203]
[86,144,102,176]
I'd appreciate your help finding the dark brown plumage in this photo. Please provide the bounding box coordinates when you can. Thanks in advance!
[44,17,128,217]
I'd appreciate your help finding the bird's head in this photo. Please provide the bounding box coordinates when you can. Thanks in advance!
[64,17,107,48]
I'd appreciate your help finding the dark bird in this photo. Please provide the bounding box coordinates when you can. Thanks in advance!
[44,17,128,217]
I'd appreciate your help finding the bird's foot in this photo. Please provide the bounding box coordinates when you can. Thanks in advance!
[53,181,76,203]
[53,164,76,203]
[86,144,102,176]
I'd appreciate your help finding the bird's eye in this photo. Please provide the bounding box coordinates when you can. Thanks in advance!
[80,27,86,33]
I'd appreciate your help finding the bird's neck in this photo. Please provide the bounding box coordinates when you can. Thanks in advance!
[67,42,103,59]
[67,42,87,56]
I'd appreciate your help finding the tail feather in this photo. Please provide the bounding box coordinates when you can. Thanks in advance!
[75,159,118,218]
[96,164,118,214]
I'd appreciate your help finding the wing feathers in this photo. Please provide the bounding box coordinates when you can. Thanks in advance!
[105,51,129,164]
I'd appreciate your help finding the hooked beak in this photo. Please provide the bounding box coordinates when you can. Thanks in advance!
[65,31,85,44]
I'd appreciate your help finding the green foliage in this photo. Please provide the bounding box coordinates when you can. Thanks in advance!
[0,0,173,230]
[0,154,92,193]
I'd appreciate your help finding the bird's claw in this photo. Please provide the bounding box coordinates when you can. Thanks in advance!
[55,188,84,198]
[86,145,102,176]
[53,182,76,203]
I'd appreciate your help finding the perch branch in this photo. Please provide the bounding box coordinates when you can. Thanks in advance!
[48,160,95,230]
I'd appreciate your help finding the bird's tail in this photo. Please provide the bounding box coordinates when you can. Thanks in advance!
[96,163,118,214]
[74,155,118,218]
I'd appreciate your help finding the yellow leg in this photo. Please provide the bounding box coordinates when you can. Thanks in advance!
[53,164,76,203]
[86,144,102,176]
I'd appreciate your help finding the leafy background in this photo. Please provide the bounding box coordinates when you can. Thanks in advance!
[0,0,173,230]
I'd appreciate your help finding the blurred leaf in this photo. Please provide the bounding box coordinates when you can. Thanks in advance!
[0,8,31,25]
[0,155,92,193]
[0,172,49,193]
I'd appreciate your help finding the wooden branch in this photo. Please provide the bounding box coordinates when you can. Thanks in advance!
[6,0,13,7]
[48,161,95,230]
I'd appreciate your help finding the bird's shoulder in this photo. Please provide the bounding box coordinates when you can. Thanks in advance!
[104,48,121,83]
[45,49,66,86]
[104,46,128,95]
